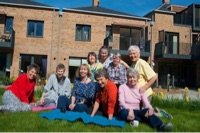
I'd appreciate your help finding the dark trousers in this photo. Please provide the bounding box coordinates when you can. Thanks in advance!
[118,108,163,129]
[57,95,91,113]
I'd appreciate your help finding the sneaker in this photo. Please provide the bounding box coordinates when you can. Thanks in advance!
[155,107,173,119]
[130,120,139,127]
[159,122,173,132]
[160,109,173,119]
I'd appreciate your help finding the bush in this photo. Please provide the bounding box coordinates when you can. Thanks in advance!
[0,76,14,85]
[151,96,200,111]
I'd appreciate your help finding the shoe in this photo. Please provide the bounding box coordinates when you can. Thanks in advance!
[155,107,173,119]
[159,122,173,132]
[60,108,66,113]
[130,120,139,127]
[160,109,173,119]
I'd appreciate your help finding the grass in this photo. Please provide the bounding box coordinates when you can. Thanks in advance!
[0,88,200,132]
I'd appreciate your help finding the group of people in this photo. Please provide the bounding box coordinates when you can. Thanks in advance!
[0,45,172,131]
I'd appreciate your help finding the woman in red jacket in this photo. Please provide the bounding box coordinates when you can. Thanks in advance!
[0,64,39,112]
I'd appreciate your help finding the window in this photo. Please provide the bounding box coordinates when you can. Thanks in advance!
[27,20,44,37]
[105,26,113,42]
[119,27,143,50]
[165,32,179,54]
[195,7,200,29]
[20,54,47,77]
[75,24,91,41]
[4,17,13,33]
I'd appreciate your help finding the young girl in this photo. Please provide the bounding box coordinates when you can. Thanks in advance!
[0,64,39,112]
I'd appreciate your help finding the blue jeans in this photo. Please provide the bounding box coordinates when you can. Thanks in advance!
[118,108,163,129]
[57,95,91,113]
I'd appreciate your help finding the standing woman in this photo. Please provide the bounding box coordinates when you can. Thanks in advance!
[98,46,129,69]
[57,64,98,113]
[0,64,39,112]
[87,52,103,81]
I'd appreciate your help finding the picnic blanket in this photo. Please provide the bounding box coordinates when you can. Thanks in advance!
[40,109,125,128]
[32,105,56,112]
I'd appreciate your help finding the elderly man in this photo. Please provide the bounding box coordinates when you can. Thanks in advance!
[128,45,157,98]
[106,52,127,88]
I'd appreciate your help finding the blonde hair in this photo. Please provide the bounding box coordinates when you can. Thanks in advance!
[76,64,91,78]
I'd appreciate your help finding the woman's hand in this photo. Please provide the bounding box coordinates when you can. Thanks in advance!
[127,109,134,120]
[38,97,44,105]
[69,103,76,110]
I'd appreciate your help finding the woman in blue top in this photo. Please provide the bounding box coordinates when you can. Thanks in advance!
[57,64,98,113]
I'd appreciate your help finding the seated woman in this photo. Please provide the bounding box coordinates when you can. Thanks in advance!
[87,52,103,81]
[91,68,118,120]
[57,64,98,113]
[0,64,39,112]
[118,68,173,131]
[38,63,71,107]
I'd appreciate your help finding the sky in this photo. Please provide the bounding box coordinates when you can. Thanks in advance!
[34,0,200,16]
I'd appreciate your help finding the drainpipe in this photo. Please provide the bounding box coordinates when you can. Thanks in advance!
[150,21,154,68]
[57,8,63,65]
[49,9,55,75]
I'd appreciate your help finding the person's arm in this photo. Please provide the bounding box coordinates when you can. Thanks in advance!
[119,66,127,85]
[63,78,71,98]
[140,75,157,93]
[69,96,76,110]
[118,85,129,109]
[38,92,46,105]
[107,83,118,120]
[16,74,32,104]
[44,75,54,92]
[120,59,129,69]
[140,62,157,93]
[91,101,99,117]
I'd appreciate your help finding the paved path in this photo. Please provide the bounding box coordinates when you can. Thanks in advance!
[164,90,200,101]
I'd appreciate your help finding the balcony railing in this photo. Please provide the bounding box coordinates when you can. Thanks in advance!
[106,36,150,57]
[0,27,15,48]
[155,42,200,59]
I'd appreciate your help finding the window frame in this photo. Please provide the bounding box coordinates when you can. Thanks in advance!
[27,20,44,38]
[75,24,91,41]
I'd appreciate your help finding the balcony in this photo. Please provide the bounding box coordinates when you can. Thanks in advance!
[106,36,150,57]
[0,27,15,49]
[155,42,200,60]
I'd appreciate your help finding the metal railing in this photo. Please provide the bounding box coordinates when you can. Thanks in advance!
[0,26,15,48]
[155,41,200,59]
[119,36,150,52]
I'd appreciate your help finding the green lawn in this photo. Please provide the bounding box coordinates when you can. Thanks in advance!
[0,89,200,132]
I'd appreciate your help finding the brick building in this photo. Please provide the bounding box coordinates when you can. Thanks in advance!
[0,0,150,82]
[0,0,199,88]
[145,0,200,88]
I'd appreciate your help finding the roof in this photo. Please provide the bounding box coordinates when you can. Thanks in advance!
[144,3,176,17]
[63,6,150,21]
[0,0,58,9]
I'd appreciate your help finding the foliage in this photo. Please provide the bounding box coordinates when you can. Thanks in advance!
[0,89,200,131]
[0,76,14,85]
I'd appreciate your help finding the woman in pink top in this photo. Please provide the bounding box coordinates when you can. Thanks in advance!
[118,68,173,131]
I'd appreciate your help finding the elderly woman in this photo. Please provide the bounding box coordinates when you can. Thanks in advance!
[128,45,157,98]
[91,68,118,120]
[57,64,98,113]
[0,64,39,112]
[118,68,173,131]
[87,52,103,81]
[38,63,71,107]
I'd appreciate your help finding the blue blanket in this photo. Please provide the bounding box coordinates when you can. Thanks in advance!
[40,109,125,128]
